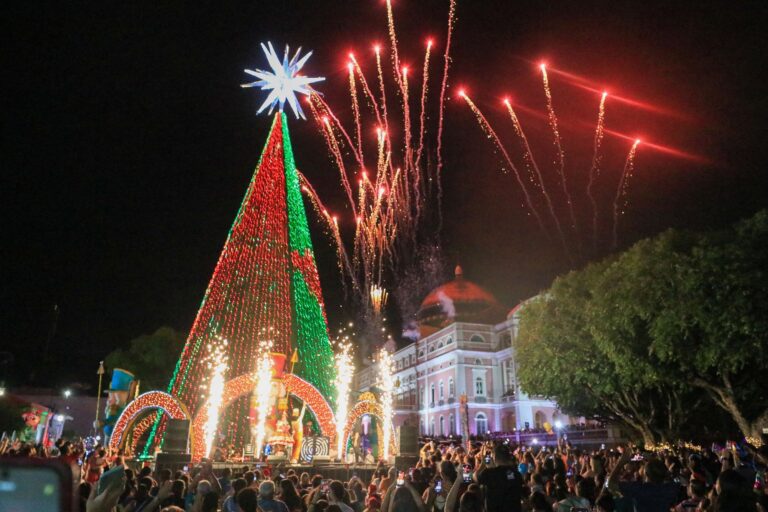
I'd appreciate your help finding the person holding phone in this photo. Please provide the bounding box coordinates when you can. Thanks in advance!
[474,443,522,512]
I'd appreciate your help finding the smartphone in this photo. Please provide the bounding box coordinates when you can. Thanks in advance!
[462,465,472,483]
[600,443,606,450]
[183,465,189,472]
[396,471,405,487]
[0,457,74,512]
[434,478,443,493]
[98,465,125,496]
[484,455,491,464]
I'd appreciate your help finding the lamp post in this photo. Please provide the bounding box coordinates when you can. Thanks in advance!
[94,361,105,433]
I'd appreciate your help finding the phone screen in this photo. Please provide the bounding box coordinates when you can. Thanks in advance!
[0,464,63,512]
[462,465,472,482]
[396,471,405,487]
[434,479,442,493]
[484,455,491,464]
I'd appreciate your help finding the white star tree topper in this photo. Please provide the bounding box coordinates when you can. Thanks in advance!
[241,42,324,120]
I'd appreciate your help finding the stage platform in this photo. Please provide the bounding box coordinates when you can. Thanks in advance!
[207,461,380,482]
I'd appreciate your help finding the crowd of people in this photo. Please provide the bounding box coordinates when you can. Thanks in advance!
[1,434,767,512]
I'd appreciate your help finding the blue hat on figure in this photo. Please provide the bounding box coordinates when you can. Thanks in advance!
[106,368,135,393]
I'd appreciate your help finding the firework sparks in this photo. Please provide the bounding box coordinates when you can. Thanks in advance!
[377,348,395,460]
[587,91,608,249]
[503,98,570,257]
[436,0,457,224]
[541,64,578,236]
[370,284,389,316]
[300,1,457,327]
[612,139,641,249]
[203,338,228,457]
[334,340,354,459]
[460,90,549,236]
[253,340,273,458]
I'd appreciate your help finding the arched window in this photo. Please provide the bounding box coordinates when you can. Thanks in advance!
[534,410,546,429]
[474,358,483,365]
[430,383,435,404]
[470,334,485,343]
[448,378,455,397]
[437,342,443,349]
[449,413,455,434]
[439,416,445,436]
[475,412,488,434]
[446,337,453,344]
[430,418,435,436]
[421,419,426,435]
[475,376,485,396]
[439,380,445,400]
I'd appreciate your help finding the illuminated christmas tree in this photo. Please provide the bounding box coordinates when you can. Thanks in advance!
[147,43,334,450]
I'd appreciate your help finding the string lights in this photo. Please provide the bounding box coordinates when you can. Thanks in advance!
[109,391,188,452]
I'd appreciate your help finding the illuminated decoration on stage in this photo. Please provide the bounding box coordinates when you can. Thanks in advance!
[300,435,330,461]
[341,399,397,459]
[203,339,228,457]
[109,391,189,452]
[241,42,325,120]
[253,341,273,458]
[377,348,396,460]
[188,371,336,461]
[334,340,354,458]
[145,43,336,453]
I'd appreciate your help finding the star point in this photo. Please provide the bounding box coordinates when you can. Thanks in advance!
[242,42,324,120]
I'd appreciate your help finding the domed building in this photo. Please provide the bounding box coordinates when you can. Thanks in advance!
[355,267,576,441]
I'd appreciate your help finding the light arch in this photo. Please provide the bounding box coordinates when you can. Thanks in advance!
[109,391,190,452]
[189,372,335,460]
[341,400,397,459]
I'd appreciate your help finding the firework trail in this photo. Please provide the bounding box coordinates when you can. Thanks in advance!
[587,91,608,249]
[385,0,403,92]
[612,139,641,249]
[435,0,457,230]
[541,64,579,236]
[374,45,390,143]
[461,91,549,236]
[348,62,364,160]
[415,40,433,171]
[350,53,383,127]
[503,99,569,257]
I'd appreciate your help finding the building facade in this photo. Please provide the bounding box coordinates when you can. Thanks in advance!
[355,266,569,437]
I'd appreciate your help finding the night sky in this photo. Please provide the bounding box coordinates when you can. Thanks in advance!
[3,0,767,389]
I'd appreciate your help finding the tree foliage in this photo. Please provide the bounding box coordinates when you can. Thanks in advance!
[516,211,768,442]
[104,327,184,392]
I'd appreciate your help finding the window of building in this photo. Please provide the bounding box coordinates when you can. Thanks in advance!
[430,419,435,436]
[439,416,445,436]
[447,336,453,344]
[475,413,488,434]
[418,350,424,358]
[437,342,443,349]
[449,413,455,434]
[439,380,444,400]
[448,378,455,397]
[475,376,485,396]
[430,383,435,404]
[534,411,546,429]
[474,358,483,365]
[470,334,485,343]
